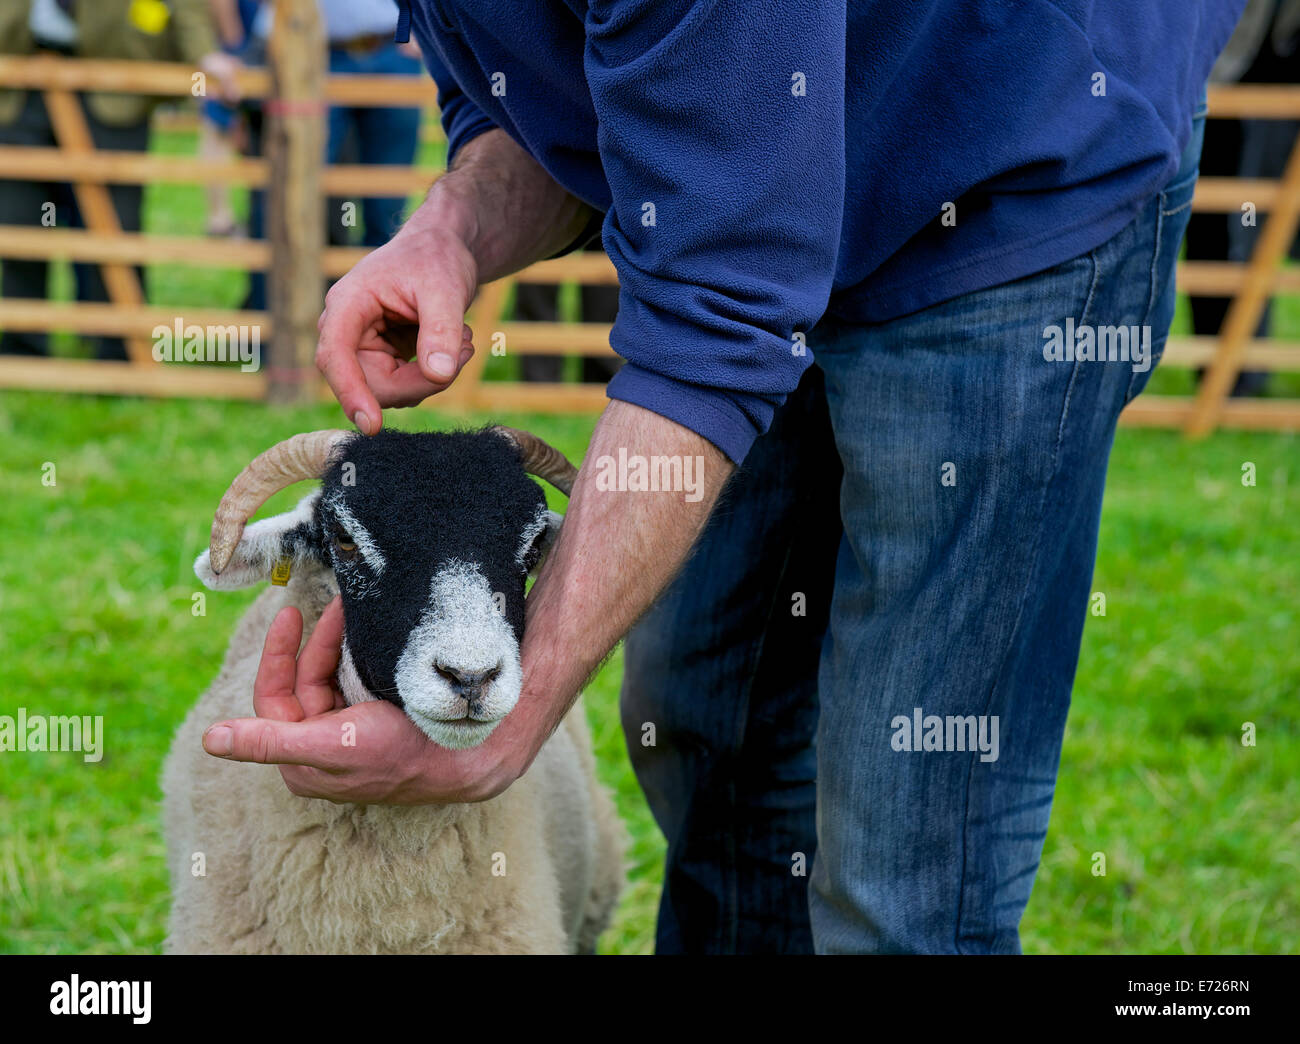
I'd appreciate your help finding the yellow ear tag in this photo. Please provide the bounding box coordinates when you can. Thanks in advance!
[128,0,171,35]
[270,556,293,586]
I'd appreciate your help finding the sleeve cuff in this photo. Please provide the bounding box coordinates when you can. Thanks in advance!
[444,113,498,168]
[605,363,763,465]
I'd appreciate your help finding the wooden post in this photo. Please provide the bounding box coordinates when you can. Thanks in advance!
[42,87,152,364]
[1185,130,1300,437]
[265,0,325,403]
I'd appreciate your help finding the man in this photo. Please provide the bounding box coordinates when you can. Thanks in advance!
[201,1,1243,953]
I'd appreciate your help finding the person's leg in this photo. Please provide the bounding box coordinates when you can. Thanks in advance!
[75,103,148,361]
[515,280,565,382]
[243,105,267,311]
[356,109,420,247]
[808,114,1203,954]
[1224,113,1298,396]
[352,44,422,248]
[0,91,61,355]
[200,101,241,236]
[579,262,622,382]
[621,366,842,953]
[1183,115,1236,338]
[324,46,357,248]
[326,107,359,248]
[237,35,268,312]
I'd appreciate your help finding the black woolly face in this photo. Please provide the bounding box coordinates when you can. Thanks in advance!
[308,429,552,747]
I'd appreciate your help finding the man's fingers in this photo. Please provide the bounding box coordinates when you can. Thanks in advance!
[415,288,474,383]
[252,607,306,723]
[317,296,383,435]
[278,764,358,802]
[357,352,447,408]
[297,598,346,718]
[202,713,354,770]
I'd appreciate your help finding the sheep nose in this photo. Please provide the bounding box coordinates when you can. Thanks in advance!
[434,663,502,698]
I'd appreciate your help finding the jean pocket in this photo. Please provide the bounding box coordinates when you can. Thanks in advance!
[1126,163,1199,404]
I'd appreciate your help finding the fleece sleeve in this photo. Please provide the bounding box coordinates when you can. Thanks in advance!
[587,0,845,463]
[421,46,498,167]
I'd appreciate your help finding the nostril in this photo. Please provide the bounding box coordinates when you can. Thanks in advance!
[434,663,464,687]
[434,663,503,694]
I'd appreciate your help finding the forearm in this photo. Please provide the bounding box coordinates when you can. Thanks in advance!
[511,400,734,759]
[400,129,595,285]
[207,0,244,48]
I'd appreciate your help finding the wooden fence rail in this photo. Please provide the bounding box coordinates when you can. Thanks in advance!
[0,26,1298,429]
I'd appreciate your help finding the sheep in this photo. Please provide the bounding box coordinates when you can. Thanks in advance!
[162,427,625,954]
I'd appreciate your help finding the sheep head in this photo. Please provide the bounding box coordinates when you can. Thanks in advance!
[194,427,576,750]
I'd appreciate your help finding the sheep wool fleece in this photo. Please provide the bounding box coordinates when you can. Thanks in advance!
[162,575,625,954]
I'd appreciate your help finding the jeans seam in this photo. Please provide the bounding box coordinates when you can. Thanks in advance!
[951,248,1098,953]
[723,536,801,952]
[1147,198,1166,319]
[1127,195,1168,404]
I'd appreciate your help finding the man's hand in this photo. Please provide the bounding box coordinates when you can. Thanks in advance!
[198,51,243,103]
[315,129,596,435]
[201,598,532,804]
[315,217,480,434]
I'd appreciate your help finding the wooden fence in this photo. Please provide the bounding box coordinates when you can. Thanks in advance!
[0,11,1297,431]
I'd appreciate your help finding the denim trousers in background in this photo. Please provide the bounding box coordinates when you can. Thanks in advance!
[324,41,423,249]
[244,40,421,309]
[622,109,1205,954]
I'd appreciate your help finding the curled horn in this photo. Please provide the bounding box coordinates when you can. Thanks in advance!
[494,426,578,497]
[208,430,352,574]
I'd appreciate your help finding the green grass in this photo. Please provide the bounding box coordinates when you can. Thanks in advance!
[0,394,1295,954]
[1,120,1298,954]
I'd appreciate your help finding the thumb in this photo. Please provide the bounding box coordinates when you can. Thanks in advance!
[202,714,351,770]
[416,285,474,384]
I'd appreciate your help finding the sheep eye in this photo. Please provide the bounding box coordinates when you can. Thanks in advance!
[332,526,358,557]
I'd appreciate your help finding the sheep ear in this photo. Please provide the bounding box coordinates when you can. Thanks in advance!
[520,509,564,577]
[194,491,326,590]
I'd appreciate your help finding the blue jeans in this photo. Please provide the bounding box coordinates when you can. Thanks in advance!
[622,109,1204,954]
[326,43,423,249]
[244,41,422,309]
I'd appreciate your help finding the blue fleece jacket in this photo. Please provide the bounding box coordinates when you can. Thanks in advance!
[402,1,1242,463]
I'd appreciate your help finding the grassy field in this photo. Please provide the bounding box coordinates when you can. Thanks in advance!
[1,121,1297,954]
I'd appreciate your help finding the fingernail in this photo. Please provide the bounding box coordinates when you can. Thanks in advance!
[352,410,372,435]
[203,725,233,756]
[428,353,457,378]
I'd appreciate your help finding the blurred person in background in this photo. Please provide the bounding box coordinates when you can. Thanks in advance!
[0,0,239,359]
[240,0,423,311]
[1186,0,1300,396]
[200,0,260,238]
[514,250,622,385]
[320,0,424,250]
